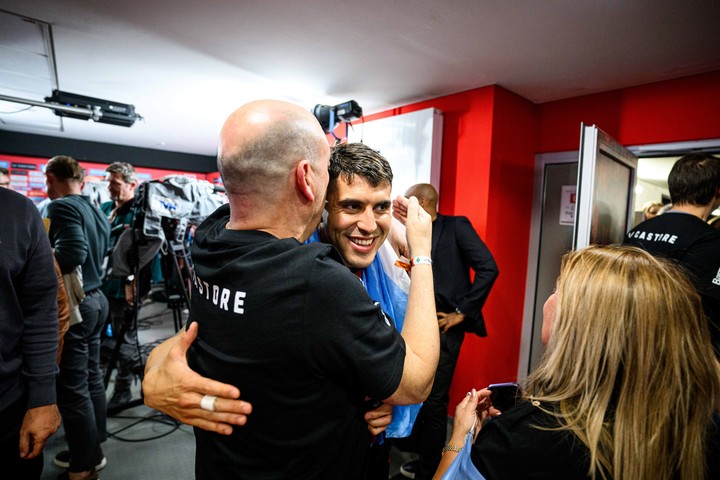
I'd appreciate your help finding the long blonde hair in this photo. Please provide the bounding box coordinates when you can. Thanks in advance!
[526,245,720,480]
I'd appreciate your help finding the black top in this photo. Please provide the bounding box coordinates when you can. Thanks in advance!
[472,401,590,479]
[100,199,134,299]
[187,205,406,479]
[624,212,720,352]
[47,194,110,292]
[0,189,58,411]
[431,214,498,336]
[472,400,720,479]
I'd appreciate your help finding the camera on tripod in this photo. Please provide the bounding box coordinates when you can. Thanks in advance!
[104,176,227,414]
[129,176,226,318]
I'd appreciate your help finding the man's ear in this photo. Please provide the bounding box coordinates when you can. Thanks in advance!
[295,160,315,202]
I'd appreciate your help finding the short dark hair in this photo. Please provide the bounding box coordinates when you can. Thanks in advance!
[328,143,393,195]
[0,167,8,176]
[45,155,84,182]
[668,153,720,206]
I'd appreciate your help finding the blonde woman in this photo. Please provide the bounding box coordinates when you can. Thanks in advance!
[436,245,720,480]
[641,200,663,220]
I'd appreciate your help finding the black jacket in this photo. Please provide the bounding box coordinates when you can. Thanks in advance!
[431,214,498,337]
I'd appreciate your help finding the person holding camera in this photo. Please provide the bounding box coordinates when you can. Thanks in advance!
[98,162,144,411]
[435,245,720,480]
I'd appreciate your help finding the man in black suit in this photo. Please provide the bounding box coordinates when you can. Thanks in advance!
[400,183,498,480]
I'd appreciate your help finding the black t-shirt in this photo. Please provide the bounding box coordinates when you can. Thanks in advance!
[187,205,406,479]
[624,212,720,352]
[472,401,590,479]
[472,401,720,479]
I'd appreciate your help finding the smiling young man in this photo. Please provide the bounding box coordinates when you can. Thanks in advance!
[319,142,393,271]
[314,142,419,479]
[142,103,438,480]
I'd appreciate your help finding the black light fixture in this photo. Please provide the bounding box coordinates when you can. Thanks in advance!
[0,89,142,127]
[312,100,362,133]
[45,90,140,127]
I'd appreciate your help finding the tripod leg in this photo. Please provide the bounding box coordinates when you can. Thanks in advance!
[168,294,184,333]
[104,304,136,388]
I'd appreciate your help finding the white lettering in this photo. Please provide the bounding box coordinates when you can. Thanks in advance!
[713,267,720,286]
[234,291,246,314]
[629,230,680,245]
[220,288,230,310]
[191,274,247,316]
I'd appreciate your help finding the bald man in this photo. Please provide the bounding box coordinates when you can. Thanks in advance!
[142,100,439,479]
[399,183,498,480]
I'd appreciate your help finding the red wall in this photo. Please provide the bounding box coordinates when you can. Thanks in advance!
[538,71,720,152]
[365,70,720,413]
[362,86,538,406]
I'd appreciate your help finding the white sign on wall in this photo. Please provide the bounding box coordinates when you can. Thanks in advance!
[347,108,443,199]
[560,185,576,225]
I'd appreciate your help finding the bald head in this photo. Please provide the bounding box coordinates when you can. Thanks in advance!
[405,183,438,218]
[217,100,330,196]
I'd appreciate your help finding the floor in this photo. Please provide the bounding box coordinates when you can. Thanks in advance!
[40,299,423,479]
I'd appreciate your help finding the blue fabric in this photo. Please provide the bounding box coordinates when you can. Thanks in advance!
[441,430,485,480]
[307,230,420,437]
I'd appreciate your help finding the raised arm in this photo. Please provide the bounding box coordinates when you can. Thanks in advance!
[384,195,439,405]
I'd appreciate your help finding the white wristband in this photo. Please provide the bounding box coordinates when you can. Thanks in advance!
[411,256,433,267]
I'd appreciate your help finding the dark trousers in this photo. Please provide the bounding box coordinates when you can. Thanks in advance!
[411,327,464,480]
[0,397,44,479]
[57,290,109,472]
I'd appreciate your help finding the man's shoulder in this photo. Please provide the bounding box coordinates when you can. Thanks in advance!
[439,214,473,229]
[297,242,349,275]
[626,213,720,246]
[0,188,36,214]
[439,213,468,221]
[300,244,365,293]
[47,195,79,218]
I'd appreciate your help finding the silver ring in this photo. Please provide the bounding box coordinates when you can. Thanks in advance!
[200,394,217,412]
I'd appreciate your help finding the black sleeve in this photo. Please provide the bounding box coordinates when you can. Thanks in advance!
[304,254,405,401]
[20,201,60,408]
[47,200,88,274]
[455,216,499,319]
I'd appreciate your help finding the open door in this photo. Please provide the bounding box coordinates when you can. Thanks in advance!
[574,124,638,248]
[520,125,638,376]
